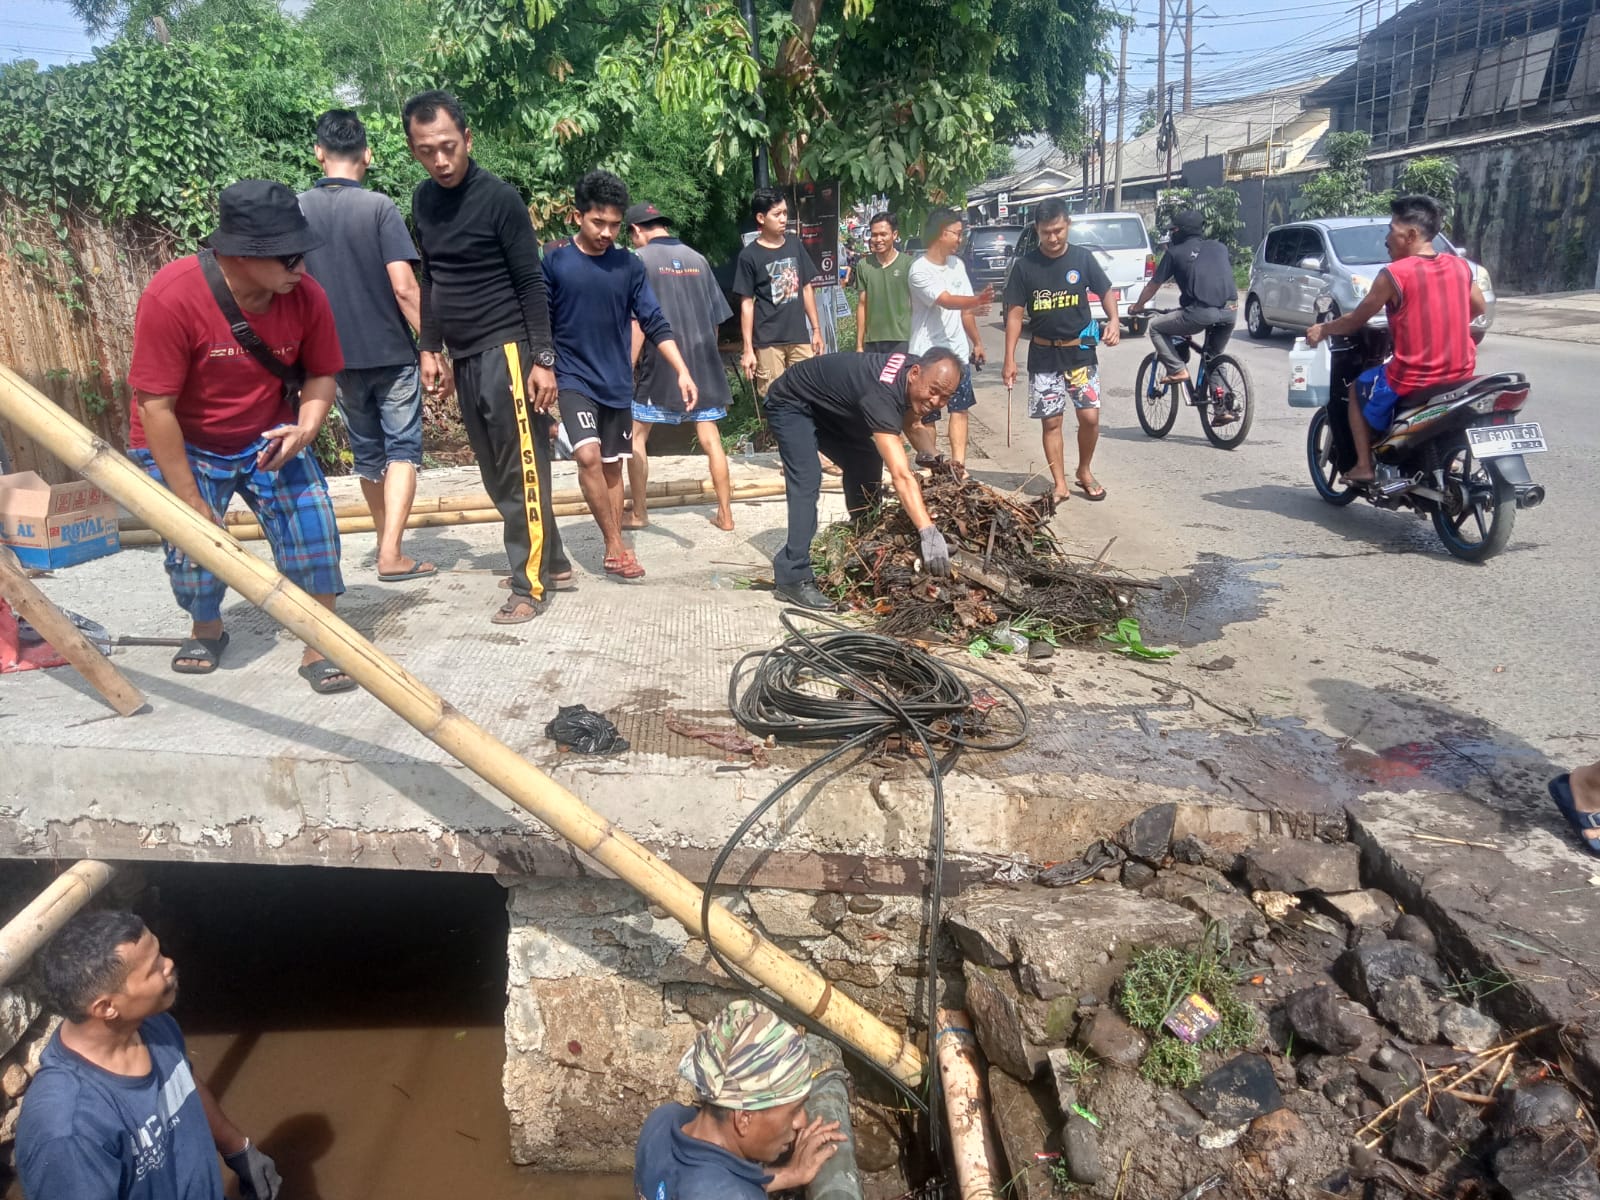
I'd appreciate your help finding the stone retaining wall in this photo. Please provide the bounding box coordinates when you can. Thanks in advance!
[499,876,947,1174]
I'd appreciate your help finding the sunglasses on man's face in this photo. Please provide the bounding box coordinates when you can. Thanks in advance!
[278,253,305,271]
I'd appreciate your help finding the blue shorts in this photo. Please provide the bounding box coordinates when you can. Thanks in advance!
[334,361,424,481]
[921,364,977,424]
[631,402,729,426]
[1357,364,1401,432]
[131,440,344,624]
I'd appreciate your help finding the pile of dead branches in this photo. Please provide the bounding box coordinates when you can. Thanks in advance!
[814,468,1154,642]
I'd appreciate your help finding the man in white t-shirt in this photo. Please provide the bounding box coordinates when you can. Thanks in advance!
[908,208,994,466]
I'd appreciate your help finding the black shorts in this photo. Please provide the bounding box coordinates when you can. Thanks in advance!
[558,390,633,462]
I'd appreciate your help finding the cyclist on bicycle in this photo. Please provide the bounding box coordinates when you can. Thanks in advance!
[1128,211,1238,408]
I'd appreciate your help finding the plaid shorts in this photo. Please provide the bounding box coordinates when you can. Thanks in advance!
[131,438,344,623]
[1028,367,1101,419]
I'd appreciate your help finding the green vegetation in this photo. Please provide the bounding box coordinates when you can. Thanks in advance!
[1299,134,1460,223]
[1157,185,1246,265]
[8,0,1111,263]
[1117,928,1257,1088]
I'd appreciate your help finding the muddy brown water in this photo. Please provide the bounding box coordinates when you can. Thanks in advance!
[2,864,631,1200]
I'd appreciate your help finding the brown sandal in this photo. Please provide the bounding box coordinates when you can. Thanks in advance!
[491,594,543,624]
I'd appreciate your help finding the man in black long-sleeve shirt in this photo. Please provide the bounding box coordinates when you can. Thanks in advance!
[405,90,568,623]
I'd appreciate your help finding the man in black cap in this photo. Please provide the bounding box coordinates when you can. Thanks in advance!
[405,90,569,623]
[1128,210,1238,392]
[763,349,962,610]
[127,179,354,694]
[625,200,738,532]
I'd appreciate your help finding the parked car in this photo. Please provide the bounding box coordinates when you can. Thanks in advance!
[1245,217,1496,339]
[1010,211,1156,330]
[964,224,1026,287]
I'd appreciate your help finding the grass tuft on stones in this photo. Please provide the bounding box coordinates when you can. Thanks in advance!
[1115,925,1258,1088]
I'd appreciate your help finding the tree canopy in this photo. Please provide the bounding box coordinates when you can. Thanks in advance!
[8,0,1108,260]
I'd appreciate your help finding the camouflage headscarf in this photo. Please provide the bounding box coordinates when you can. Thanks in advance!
[678,1000,812,1111]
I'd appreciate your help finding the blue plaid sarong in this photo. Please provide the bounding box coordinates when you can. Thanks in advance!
[130,438,344,623]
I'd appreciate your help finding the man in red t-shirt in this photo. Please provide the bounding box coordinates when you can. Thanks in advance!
[1307,194,1486,482]
[128,179,354,693]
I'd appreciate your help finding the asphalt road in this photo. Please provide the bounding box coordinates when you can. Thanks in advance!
[963,304,1598,808]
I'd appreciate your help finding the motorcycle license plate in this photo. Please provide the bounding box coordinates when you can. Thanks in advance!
[1467,422,1547,457]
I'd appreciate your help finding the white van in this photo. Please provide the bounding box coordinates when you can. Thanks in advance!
[1013,211,1155,328]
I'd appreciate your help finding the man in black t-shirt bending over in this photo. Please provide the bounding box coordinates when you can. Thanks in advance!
[764,350,964,610]
[1001,198,1121,504]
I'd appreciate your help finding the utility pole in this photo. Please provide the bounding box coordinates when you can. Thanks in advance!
[1081,98,1093,208]
[1098,80,1107,209]
[1161,84,1177,193]
[740,0,770,188]
[1183,0,1194,111]
[1156,0,1166,125]
[1113,16,1128,210]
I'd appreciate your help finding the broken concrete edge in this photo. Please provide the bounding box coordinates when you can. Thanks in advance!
[0,780,1333,890]
[1348,790,1600,1100]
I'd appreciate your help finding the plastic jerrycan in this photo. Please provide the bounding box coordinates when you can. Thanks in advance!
[1287,337,1331,408]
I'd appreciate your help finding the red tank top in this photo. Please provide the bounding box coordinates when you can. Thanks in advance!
[1384,253,1475,394]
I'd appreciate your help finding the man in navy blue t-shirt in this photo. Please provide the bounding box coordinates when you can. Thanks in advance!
[634,1000,844,1200]
[16,911,280,1200]
[544,170,698,581]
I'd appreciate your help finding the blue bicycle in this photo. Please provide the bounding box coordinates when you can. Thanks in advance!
[1134,309,1255,449]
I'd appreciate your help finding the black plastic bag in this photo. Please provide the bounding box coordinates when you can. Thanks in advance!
[545,704,630,755]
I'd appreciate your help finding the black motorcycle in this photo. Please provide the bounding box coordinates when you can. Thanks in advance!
[1301,311,1545,562]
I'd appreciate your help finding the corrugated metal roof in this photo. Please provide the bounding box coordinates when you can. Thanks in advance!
[970,77,1331,203]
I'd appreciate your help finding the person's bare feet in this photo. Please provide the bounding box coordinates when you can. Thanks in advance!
[1343,465,1376,484]
[711,508,735,532]
[621,513,649,530]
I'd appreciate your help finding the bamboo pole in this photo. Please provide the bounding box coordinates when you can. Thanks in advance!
[0,364,925,1087]
[116,477,756,532]
[116,485,804,548]
[0,544,147,716]
[934,1010,1001,1200]
[0,861,117,986]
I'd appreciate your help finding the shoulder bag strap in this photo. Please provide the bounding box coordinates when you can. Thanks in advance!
[197,249,305,390]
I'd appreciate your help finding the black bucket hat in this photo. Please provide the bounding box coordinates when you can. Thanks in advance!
[206,179,322,258]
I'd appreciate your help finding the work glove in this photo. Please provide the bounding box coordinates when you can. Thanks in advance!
[224,1142,283,1200]
[919,526,952,577]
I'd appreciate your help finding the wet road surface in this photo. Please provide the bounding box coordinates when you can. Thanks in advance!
[966,312,1599,817]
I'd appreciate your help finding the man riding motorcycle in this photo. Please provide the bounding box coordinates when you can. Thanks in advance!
[1306,194,1486,483]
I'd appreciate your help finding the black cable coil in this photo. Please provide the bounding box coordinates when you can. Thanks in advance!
[706,608,1031,1165]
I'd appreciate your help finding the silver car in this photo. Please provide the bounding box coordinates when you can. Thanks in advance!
[1244,217,1495,339]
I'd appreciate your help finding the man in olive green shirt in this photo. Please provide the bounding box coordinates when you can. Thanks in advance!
[854,212,912,353]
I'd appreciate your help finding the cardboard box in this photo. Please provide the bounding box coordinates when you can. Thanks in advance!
[0,471,121,569]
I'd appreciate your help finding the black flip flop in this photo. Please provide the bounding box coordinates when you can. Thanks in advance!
[378,562,437,583]
[171,632,229,675]
[298,658,357,694]
[1077,480,1108,502]
[1549,774,1600,858]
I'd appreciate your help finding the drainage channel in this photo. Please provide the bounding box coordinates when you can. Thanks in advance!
[1,862,630,1200]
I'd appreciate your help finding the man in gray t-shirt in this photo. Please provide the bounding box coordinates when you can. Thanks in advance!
[624,202,738,532]
[299,109,434,583]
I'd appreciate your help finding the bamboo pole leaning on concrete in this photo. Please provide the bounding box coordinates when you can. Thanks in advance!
[0,544,147,716]
[0,861,117,986]
[0,364,925,1087]
[934,1010,1002,1200]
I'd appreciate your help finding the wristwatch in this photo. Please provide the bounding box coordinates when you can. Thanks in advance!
[533,349,557,369]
